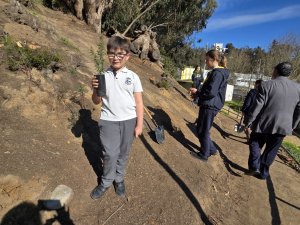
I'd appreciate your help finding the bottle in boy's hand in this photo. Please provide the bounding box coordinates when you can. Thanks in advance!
[94,74,106,97]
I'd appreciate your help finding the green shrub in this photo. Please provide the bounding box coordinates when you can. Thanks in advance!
[4,41,60,71]
[161,55,178,79]
[225,101,243,112]
[282,141,300,163]
[157,79,170,90]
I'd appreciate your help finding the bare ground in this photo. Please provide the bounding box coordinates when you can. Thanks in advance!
[0,1,299,225]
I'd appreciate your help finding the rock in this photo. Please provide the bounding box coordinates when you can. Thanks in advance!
[49,61,62,72]
[42,184,74,210]
[42,68,54,79]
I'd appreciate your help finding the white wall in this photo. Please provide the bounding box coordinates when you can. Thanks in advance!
[225,84,234,101]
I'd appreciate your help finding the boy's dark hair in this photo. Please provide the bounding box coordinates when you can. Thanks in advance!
[274,62,292,77]
[255,79,263,86]
[107,36,131,53]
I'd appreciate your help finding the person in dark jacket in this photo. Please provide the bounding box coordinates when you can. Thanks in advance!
[244,62,300,179]
[190,50,229,161]
[241,79,263,142]
[191,65,204,105]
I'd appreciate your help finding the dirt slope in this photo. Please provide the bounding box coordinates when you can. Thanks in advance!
[0,1,299,225]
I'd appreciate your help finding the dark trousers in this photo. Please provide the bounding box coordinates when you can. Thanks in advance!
[248,132,285,178]
[196,107,218,157]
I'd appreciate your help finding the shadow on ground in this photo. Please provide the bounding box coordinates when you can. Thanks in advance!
[140,134,213,225]
[71,109,103,184]
[213,122,247,144]
[213,141,248,177]
[0,201,75,225]
[146,107,199,153]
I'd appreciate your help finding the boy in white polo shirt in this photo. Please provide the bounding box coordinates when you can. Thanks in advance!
[90,36,143,199]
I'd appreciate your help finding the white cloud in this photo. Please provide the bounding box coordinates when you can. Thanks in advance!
[206,4,300,31]
[216,0,251,11]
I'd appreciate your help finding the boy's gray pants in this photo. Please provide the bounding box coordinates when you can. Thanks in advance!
[99,118,136,188]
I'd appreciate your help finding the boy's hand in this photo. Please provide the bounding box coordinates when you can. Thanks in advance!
[91,75,99,89]
[134,125,143,138]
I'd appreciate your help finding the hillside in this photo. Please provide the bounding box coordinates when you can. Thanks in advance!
[0,1,299,225]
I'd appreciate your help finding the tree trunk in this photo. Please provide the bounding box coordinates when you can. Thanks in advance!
[149,36,160,61]
[61,0,113,33]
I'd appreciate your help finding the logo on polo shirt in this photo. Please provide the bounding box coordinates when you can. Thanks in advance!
[125,77,132,85]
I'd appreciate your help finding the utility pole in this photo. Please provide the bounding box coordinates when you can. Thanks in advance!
[257,59,262,79]
[202,43,209,78]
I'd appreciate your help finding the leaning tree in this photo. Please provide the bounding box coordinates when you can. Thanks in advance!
[60,0,217,65]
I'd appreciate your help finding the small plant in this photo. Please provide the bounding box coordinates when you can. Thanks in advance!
[61,37,78,50]
[78,85,87,109]
[1,33,13,45]
[69,67,77,76]
[91,36,105,74]
[157,78,170,90]
[68,110,79,128]
[78,85,87,95]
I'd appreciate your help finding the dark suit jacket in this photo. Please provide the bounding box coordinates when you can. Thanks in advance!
[245,76,300,135]
[241,89,257,115]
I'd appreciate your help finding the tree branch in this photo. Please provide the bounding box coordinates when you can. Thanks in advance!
[122,0,161,36]
[150,22,169,29]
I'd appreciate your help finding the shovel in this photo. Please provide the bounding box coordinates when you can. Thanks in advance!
[144,106,165,144]
[234,114,245,133]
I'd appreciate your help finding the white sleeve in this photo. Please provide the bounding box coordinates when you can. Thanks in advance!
[133,73,143,92]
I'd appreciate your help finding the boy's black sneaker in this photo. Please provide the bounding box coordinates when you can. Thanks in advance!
[114,181,125,196]
[90,185,108,200]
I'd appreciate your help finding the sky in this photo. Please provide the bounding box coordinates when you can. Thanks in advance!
[193,0,300,49]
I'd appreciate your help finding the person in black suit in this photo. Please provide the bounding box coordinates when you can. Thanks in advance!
[191,65,204,105]
[244,62,300,179]
[241,79,263,142]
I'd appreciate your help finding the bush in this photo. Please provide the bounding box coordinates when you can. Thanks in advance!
[157,78,170,90]
[225,101,243,112]
[4,41,60,71]
[161,55,179,79]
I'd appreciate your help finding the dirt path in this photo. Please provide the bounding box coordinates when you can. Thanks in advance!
[0,2,299,225]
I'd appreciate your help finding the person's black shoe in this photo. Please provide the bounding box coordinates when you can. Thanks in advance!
[254,173,267,180]
[114,181,125,196]
[244,169,260,176]
[90,185,108,200]
[191,151,208,162]
[210,151,218,156]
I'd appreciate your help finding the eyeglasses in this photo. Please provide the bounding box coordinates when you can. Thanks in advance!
[107,52,128,59]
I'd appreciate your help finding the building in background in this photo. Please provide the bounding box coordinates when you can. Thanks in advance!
[178,66,233,101]
[234,73,271,88]
[213,43,227,53]
[180,66,194,80]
